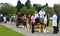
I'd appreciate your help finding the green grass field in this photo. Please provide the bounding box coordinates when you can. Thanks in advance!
[49,20,60,28]
[0,25,25,36]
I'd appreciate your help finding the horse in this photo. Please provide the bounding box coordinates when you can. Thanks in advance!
[30,17,41,32]
[21,16,27,28]
[43,14,49,33]
[29,13,49,33]
[31,15,49,33]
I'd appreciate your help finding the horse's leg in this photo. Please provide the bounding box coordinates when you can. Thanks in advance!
[25,22,27,28]
[46,25,49,32]
[40,24,43,32]
[43,25,48,33]
[23,23,25,28]
[13,19,15,24]
[14,19,16,24]
[39,24,41,32]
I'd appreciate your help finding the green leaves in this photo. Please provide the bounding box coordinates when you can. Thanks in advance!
[43,5,54,16]
[0,3,17,15]
[54,4,60,13]
[20,6,36,15]
[25,0,31,9]
[33,4,42,12]
[16,0,24,13]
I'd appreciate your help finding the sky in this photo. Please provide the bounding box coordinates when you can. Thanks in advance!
[0,0,60,7]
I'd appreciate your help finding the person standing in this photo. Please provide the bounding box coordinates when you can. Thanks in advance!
[35,11,39,23]
[6,16,10,22]
[0,14,3,22]
[31,13,35,33]
[3,16,7,23]
[52,12,58,34]
[56,12,59,32]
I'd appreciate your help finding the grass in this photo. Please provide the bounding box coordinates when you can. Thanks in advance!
[0,24,25,36]
[49,20,60,28]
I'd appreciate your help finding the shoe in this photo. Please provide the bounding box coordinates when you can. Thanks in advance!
[32,31,34,33]
[53,32,58,34]
[57,30,59,32]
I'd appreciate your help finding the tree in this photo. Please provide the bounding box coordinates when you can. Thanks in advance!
[45,3,48,6]
[20,6,27,14]
[54,4,60,13]
[25,0,31,9]
[33,4,42,12]
[27,7,36,15]
[40,3,54,16]
[42,3,48,8]
[45,7,54,15]
[1,3,11,15]
[10,6,17,14]
[43,4,54,15]
[20,6,36,15]
[54,4,60,19]
[16,0,24,14]
[0,3,17,15]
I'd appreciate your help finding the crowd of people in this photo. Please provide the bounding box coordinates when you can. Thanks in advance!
[0,8,59,34]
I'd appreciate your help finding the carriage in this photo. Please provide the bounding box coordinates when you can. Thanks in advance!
[30,18,44,33]
[30,14,48,33]
[16,16,27,28]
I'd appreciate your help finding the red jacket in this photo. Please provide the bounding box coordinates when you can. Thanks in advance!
[28,17,31,24]
[17,14,22,18]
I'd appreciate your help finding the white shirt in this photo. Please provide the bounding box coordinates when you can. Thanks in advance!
[11,16,15,19]
[52,14,57,26]
[39,10,45,18]
[13,16,15,18]
[31,16,35,23]
[35,13,39,19]
[4,17,6,21]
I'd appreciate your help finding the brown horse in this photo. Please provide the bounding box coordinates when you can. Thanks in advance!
[30,18,44,33]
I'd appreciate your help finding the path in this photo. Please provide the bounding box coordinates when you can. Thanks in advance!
[1,22,60,36]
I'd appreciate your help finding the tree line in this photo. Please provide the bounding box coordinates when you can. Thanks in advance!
[0,0,60,16]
